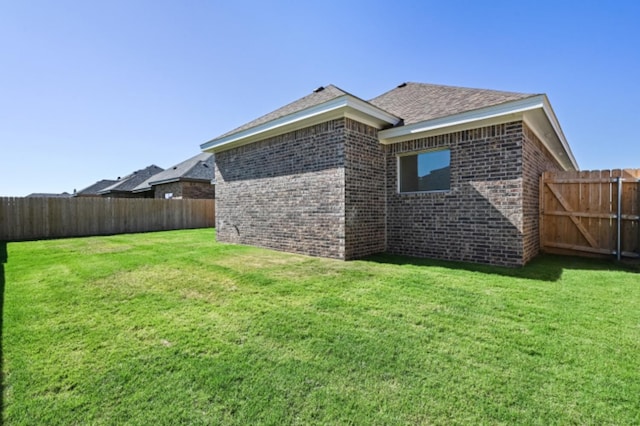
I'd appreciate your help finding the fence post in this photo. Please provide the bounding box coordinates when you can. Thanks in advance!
[617,176,622,261]
[539,173,545,253]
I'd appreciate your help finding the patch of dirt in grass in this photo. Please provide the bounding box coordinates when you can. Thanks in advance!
[213,250,311,271]
[90,264,242,305]
[50,238,133,255]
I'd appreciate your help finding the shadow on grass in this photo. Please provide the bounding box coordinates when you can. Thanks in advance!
[0,242,6,416]
[364,252,639,282]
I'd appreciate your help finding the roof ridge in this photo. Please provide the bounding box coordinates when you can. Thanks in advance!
[369,81,539,126]
[134,153,214,191]
[212,84,351,140]
[370,81,537,103]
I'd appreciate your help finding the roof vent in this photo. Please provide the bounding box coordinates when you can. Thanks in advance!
[313,86,325,93]
[397,82,407,88]
[173,166,177,170]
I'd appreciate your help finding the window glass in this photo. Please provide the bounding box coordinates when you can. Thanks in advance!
[399,149,450,192]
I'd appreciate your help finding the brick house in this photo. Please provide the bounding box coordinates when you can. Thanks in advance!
[96,165,164,198]
[201,82,578,266]
[132,153,215,199]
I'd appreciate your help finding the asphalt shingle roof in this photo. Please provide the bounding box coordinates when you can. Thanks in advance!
[216,85,350,139]
[207,82,540,146]
[76,179,118,196]
[98,165,164,194]
[26,192,72,198]
[133,153,214,192]
[369,82,536,125]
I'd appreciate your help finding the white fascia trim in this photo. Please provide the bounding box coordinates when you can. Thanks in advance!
[378,95,546,143]
[540,96,578,170]
[131,186,153,193]
[151,177,211,186]
[200,95,401,152]
[132,177,210,192]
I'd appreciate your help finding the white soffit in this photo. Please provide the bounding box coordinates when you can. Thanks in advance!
[200,95,401,153]
[522,97,578,171]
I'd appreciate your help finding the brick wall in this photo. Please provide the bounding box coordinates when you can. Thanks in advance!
[153,181,215,199]
[215,117,562,266]
[154,181,183,199]
[385,122,526,266]
[521,122,563,263]
[183,181,215,199]
[343,119,386,259]
[214,119,347,258]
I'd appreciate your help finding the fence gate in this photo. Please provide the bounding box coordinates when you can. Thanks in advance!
[540,169,640,259]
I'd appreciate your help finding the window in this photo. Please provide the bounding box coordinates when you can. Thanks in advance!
[399,149,450,192]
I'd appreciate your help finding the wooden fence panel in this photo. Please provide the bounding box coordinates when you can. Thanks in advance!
[540,169,640,259]
[0,197,215,242]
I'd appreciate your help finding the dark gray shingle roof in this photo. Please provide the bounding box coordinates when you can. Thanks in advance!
[133,153,214,192]
[369,82,537,125]
[76,179,118,196]
[215,85,350,139]
[98,165,164,194]
[26,192,73,198]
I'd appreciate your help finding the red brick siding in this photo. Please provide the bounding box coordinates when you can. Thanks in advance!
[385,122,526,266]
[215,117,562,267]
[521,122,563,263]
[153,181,215,199]
[214,119,346,259]
[344,119,386,259]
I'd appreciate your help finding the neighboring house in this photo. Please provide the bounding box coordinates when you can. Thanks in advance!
[26,192,73,198]
[97,165,164,198]
[201,82,578,267]
[132,153,215,199]
[74,179,118,197]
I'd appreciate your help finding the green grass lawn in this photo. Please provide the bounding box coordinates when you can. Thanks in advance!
[2,229,639,425]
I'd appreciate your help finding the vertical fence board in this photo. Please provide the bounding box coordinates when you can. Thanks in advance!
[589,170,602,248]
[0,198,215,241]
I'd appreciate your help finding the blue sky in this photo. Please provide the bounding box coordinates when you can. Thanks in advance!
[1,0,639,196]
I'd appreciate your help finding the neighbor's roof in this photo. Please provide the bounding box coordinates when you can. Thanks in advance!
[217,85,351,139]
[26,192,73,198]
[369,82,537,125]
[98,165,164,194]
[132,153,214,192]
[75,179,118,196]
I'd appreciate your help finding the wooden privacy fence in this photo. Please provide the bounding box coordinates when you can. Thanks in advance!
[540,169,640,259]
[0,197,215,242]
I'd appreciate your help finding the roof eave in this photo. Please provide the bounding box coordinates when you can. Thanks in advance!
[134,176,212,191]
[379,96,545,142]
[378,95,578,171]
[200,95,401,153]
[540,95,578,170]
[147,177,181,186]
[131,186,153,193]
